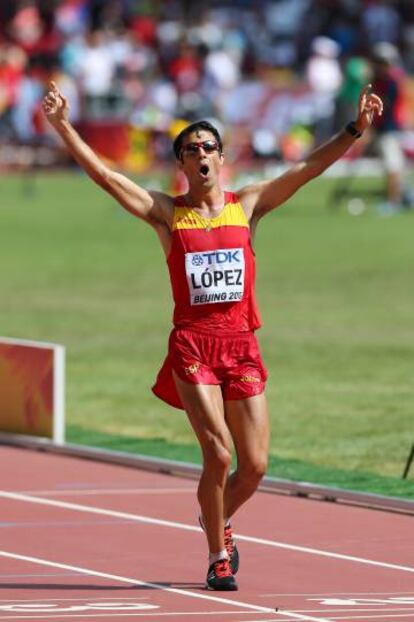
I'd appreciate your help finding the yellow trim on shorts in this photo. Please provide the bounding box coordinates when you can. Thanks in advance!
[172,201,249,231]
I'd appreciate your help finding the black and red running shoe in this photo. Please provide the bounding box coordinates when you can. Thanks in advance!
[224,523,239,575]
[206,558,238,591]
[199,516,240,575]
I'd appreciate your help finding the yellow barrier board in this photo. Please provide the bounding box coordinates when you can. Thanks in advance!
[0,338,65,444]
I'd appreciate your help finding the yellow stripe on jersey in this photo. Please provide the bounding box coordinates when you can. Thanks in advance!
[173,201,249,231]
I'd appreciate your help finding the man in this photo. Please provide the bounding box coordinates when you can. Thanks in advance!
[370,42,410,214]
[43,82,382,591]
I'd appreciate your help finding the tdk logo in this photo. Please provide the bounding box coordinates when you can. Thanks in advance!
[191,250,241,267]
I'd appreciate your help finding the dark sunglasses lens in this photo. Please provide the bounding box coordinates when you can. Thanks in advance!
[203,141,218,152]
[182,140,218,155]
[184,143,199,153]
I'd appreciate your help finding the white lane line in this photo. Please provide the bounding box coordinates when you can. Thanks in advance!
[0,490,413,575]
[0,616,238,621]
[0,612,333,622]
[245,620,331,622]
[17,489,196,497]
[243,616,414,622]
[0,551,333,622]
[2,592,412,601]
[331,614,414,620]
[0,616,297,621]
[275,615,332,622]
[259,593,414,597]
[283,610,414,614]
[0,612,278,620]
[0,550,273,614]
[0,599,151,603]
[250,614,332,622]
[234,536,414,574]
[0,617,282,621]
[0,613,309,620]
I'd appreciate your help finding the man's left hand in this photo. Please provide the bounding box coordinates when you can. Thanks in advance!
[355,84,383,133]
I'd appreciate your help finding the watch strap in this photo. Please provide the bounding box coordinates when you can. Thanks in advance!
[345,121,363,138]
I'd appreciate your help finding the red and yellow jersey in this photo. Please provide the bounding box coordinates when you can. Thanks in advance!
[167,191,261,334]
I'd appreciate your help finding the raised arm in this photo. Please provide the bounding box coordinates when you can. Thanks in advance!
[239,85,383,221]
[42,82,173,228]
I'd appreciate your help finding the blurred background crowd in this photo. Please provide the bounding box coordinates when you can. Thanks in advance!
[1,0,414,188]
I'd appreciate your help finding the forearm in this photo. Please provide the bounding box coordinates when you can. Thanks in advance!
[51,119,109,186]
[247,86,382,216]
[305,123,362,178]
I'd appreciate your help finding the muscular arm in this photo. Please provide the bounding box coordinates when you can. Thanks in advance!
[43,82,173,228]
[240,85,383,221]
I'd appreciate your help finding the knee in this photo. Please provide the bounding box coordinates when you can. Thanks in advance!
[238,456,268,485]
[202,434,232,474]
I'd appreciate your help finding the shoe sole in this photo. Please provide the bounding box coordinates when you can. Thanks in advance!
[230,544,239,575]
[206,584,238,591]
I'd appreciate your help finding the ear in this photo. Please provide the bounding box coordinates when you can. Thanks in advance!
[177,158,184,171]
[219,152,225,165]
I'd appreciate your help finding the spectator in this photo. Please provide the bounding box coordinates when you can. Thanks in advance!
[0,43,27,139]
[11,60,45,142]
[334,56,370,129]
[55,0,89,38]
[361,0,401,47]
[1,0,414,171]
[168,40,202,94]
[10,0,61,68]
[8,1,44,52]
[369,41,412,214]
[305,36,343,142]
[76,30,116,117]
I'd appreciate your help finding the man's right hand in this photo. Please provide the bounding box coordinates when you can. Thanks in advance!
[42,81,69,126]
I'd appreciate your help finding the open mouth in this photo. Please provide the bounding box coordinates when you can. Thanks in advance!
[199,164,210,176]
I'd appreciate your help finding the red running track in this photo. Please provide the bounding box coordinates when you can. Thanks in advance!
[0,445,413,622]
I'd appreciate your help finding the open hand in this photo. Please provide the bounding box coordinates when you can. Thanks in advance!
[356,84,383,131]
[42,81,69,125]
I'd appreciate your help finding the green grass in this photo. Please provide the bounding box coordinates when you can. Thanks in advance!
[1,170,413,498]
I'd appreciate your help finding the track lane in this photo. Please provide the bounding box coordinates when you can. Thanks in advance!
[1,446,414,622]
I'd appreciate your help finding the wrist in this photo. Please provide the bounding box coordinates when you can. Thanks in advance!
[345,121,363,139]
[49,116,70,133]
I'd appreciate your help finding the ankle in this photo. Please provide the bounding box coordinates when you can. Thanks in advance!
[209,549,228,565]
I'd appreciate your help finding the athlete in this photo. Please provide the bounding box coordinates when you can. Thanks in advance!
[43,81,382,591]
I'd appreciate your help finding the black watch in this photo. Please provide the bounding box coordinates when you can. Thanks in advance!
[345,121,363,138]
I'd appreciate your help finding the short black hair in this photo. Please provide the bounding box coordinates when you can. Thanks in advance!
[173,120,223,160]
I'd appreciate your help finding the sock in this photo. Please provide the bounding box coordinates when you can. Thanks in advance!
[209,549,228,565]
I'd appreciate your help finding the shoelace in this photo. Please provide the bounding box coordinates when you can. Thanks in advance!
[214,559,232,578]
[224,525,234,557]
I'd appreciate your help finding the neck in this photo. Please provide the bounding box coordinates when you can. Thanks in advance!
[185,184,224,210]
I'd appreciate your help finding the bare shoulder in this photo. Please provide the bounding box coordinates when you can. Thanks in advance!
[236,161,309,220]
[106,170,177,230]
[148,190,175,229]
[236,181,269,221]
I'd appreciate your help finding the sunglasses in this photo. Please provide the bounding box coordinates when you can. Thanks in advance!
[181,140,220,156]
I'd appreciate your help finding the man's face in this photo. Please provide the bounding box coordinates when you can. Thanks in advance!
[178,130,224,188]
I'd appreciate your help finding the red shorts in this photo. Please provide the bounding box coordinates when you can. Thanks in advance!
[152,328,268,410]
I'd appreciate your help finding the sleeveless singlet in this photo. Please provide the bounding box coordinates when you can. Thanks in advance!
[167,191,261,334]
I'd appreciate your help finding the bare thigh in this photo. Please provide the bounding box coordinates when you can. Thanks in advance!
[172,371,232,457]
[224,392,270,473]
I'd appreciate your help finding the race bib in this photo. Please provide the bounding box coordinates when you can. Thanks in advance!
[185,248,245,305]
